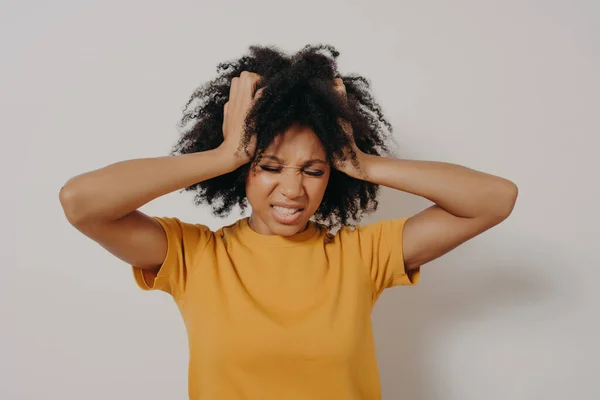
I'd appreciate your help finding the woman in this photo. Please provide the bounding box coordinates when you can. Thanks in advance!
[59,44,518,399]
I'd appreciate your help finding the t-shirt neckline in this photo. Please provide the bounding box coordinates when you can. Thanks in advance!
[237,217,321,247]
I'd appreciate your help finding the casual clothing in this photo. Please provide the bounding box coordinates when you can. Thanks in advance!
[132,216,420,399]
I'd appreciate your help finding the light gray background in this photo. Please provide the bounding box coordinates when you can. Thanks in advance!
[3,0,599,398]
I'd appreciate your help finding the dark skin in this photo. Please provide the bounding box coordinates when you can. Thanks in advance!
[330,77,519,271]
[60,70,517,279]
[236,73,519,271]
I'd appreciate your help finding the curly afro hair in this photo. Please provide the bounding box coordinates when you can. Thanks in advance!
[172,44,397,230]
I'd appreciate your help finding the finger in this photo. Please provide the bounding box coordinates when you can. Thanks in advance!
[254,87,265,99]
[333,80,347,99]
[230,77,240,105]
[241,71,262,96]
[241,71,256,94]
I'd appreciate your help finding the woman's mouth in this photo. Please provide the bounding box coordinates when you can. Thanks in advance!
[271,205,304,225]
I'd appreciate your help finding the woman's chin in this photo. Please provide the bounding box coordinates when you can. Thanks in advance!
[250,212,309,236]
[267,215,310,236]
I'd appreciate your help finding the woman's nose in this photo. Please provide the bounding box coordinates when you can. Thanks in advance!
[279,169,305,199]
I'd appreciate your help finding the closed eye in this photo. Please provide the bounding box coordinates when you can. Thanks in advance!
[259,165,325,176]
[303,169,325,177]
[260,165,282,173]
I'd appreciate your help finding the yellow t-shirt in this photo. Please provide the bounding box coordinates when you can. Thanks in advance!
[132,216,420,399]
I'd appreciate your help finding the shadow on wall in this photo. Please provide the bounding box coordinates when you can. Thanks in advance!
[367,186,562,400]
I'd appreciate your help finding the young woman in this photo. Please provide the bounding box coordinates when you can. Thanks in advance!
[59,44,518,399]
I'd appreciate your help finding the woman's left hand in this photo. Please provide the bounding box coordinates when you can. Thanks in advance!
[333,78,368,179]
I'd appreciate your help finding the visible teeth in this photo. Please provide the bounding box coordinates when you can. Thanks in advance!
[272,206,300,215]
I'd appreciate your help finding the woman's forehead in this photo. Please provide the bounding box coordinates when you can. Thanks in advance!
[265,128,327,162]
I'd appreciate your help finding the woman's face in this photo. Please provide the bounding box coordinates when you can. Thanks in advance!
[246,123,330,236]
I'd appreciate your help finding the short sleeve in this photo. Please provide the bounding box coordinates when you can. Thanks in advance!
[355,218,420,300]
[131,216,212,299]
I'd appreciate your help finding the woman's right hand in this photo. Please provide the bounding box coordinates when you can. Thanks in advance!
[221,71,264,167]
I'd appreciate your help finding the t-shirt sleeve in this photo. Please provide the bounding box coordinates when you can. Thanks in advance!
[355,217,421,300]
[131,216,212,299]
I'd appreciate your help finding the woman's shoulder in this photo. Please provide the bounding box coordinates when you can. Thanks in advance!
[328,217,410,240]
[151,216,219,244]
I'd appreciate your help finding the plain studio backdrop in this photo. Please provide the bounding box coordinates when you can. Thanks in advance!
[2,0,598,399]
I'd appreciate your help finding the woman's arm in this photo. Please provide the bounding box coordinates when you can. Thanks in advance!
[333,78,518,271]
[341,153,518,271]
[59,71,263,271]
[59,149,240,270]
[358,155,517,220]
[59,149,239,224]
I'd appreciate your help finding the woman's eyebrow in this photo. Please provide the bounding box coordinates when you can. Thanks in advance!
[262,155,327,166]
[304,159,328,166]
[263,155,283,162]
